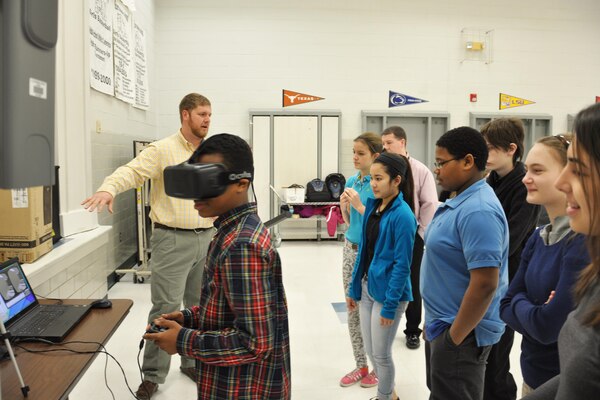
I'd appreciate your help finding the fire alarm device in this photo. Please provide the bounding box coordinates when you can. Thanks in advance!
[470,93,478,102]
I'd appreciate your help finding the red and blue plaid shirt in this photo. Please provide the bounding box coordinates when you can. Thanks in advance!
[177,203,291,399]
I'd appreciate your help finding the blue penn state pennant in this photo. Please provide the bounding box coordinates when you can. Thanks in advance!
[388,91,428,107]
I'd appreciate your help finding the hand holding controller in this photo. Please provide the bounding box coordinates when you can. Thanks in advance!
[146,321,167,334]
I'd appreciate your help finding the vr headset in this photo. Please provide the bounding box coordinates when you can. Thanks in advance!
[164,161,253,200]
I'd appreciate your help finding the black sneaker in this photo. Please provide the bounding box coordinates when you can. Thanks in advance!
[406,334,421,349]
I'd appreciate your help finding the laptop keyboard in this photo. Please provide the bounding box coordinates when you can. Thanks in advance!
[17,306,68,335]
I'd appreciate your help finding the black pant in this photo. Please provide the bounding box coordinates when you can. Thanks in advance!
[483,327,517,400]
[404,233,424,336]
[425,328,492,400]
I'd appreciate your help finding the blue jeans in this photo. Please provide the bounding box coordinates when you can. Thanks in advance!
[360,280,408,400]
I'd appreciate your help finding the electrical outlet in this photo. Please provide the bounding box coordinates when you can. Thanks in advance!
[119,232,123,243]
[96,120,102,133]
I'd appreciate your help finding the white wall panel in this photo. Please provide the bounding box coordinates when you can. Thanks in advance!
[273,116,318,190]
[251,116,271,222]
[273,116,319,239]
[321,116,340,177]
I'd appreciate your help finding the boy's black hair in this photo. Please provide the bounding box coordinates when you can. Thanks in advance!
[436,126,488,171]
[192,133,254,180]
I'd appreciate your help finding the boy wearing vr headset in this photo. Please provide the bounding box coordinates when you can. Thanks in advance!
[82,93,214,399]
[145,134,291,400]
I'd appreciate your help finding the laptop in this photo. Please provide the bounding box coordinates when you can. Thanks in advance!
[0,258,92,342]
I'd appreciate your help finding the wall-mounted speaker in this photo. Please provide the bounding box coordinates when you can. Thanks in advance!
[0,0,59,189]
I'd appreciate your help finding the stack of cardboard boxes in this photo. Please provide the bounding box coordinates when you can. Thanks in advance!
[0,186,53,263]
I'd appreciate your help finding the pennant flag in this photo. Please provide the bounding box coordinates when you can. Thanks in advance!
[388,91,428,108]
[499,93,535,110]
[596,96,600,103]
[282,90,324,107]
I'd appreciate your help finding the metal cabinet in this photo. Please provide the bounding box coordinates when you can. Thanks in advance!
[470,113,553,156]
[250,110,342,240]
[361,111,450,169]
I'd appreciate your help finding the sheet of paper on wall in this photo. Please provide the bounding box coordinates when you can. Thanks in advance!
[89,0,115,96]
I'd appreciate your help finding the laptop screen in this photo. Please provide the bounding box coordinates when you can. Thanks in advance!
[0,258,38,326]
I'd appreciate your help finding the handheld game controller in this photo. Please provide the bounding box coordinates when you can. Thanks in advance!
[146,322,167,334]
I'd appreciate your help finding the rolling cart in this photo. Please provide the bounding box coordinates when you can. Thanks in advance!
[116,140,153,284]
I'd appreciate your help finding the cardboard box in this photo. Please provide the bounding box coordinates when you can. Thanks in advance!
[281,186,305,203]
[0,186,53,263]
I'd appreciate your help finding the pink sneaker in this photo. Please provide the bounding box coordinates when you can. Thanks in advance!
[339,367,368,387]
[360,370,379,388]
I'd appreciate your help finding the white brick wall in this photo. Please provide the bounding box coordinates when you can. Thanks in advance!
[86,0,158,272]
[26,227,111,300]
[155,0,600,175]
[33,1,157,296]
[45,0,600,294]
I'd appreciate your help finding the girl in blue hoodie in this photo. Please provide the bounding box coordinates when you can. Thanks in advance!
[347,152,417,400]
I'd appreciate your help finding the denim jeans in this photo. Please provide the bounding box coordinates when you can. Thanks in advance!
[360,280,408,400]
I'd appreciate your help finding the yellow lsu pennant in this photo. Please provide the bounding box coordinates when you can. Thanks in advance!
[499,93,535,110]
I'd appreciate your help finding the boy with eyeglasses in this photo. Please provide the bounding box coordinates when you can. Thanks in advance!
[421,126,509,400]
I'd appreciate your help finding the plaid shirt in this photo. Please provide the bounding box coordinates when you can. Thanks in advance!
[177,203,291,399]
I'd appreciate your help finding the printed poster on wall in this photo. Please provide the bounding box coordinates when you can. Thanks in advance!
[596,96,600,103]
[113,0,135,104]
[133,22,150,109]
[89,0,115,95]
[113,0,136,104]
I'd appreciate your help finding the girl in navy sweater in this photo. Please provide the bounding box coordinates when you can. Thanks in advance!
[499,135,589,396]
[347,152,417,400]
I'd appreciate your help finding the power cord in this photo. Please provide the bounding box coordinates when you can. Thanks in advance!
[14,338,144,400]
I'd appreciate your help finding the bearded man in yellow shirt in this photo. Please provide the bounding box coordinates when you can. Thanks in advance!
[82,93,215,400]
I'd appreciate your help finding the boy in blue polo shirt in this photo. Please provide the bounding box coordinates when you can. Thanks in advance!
[421,126,509,400]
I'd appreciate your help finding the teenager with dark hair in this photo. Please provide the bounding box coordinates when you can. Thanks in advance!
[339,132,382,388]
[500,134,589,397]
[381,126,438,350]
[144,134,291,400]
[480,118,541,400]
[523,102,600,399]
[347,152,417,400]
[421,126,509,400]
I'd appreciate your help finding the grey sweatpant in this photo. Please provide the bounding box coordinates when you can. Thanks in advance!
[142,227,214,384]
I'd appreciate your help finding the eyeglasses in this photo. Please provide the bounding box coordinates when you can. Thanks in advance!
[433,157,460,169]
[555,134,571,149]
